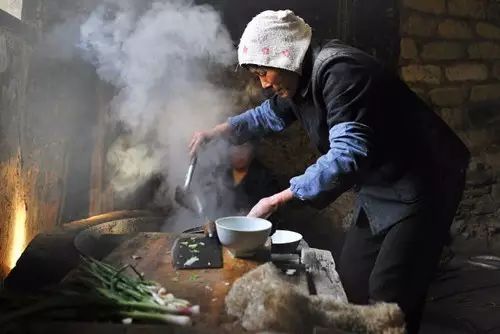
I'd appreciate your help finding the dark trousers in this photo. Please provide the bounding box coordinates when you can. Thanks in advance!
[338,209,447,334]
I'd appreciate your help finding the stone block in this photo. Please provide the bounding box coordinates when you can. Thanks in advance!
[463,130,496,154]
[400,38,418,60]
[429,87,468,106]
[488,146,500,157]
[438,19,473,39]
[448,0,487,19]
[467,157,484,172]
[469,215,491,227]
[476,22,500,40]
[470,114,500,132]
[460,197,477,208]
[493,62,500,79]
[439,107,467,129]
[454,208,466,220]
[470,84,500,101]
[467,101,500,128]
[468,42,500,59]
[402,14,438,37]
[492,184,500,200]
[472,196,497,215]
[403,0,445,14]
[465,185,491,197]
[467,168,494,186]
[422,42,465,60]
[401,65,441,84]
[485,151,500,170]
[450,219,466,236]
[445,63,488,81]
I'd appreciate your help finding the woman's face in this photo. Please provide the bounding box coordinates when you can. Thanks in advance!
[249,67,300,98]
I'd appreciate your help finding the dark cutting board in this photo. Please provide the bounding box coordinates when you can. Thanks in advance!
[172,235,223,269]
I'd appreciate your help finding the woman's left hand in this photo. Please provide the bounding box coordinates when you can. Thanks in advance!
[247,197,278,219]
[247,189,295,219]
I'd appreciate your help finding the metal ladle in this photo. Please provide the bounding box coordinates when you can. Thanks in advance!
[174,155,215,237]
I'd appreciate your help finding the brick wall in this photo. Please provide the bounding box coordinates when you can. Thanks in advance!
[400,0,500,250]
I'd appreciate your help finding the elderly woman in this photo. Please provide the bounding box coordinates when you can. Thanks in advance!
[190,10,469,333]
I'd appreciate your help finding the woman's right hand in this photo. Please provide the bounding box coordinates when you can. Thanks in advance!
[189,130,213,156]
[188,122,231,156]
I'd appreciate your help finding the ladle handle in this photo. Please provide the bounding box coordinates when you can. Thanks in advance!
[183,155,197,189]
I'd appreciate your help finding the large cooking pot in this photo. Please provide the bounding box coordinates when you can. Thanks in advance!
[73,216,165,258]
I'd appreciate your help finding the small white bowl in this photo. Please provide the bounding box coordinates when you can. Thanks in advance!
[271,230,303,253]
[215,216,272,257]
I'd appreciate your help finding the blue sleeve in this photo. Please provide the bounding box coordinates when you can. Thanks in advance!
[289,121,372,203]
[227,97,296,144]
[288,59,377,206]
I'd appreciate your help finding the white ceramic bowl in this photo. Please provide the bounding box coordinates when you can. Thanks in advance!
[215,216,272,257]
[271,230,303,253]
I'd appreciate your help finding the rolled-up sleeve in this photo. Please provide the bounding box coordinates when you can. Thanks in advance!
[289,59,377,206]
[290,122,372,203]
[227,96,296,144]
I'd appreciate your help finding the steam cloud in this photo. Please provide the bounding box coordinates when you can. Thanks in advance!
[79,0,237,204]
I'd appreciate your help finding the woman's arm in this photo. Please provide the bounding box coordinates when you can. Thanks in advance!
[290,122,373,204]
[289,60,376,206]
[190,95,296,155]
[247,60,378,218]
[227,97,296,144]
[247,121,373,218]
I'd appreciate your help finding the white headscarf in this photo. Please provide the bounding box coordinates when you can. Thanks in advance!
[238,10,312,75]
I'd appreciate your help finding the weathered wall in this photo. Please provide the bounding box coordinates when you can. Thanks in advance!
[399,0,500,251]
[0,2,102,279]
[22,1,103,222]
[0,11,36,278]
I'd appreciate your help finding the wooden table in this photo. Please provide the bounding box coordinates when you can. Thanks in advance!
[102,232,347,333]
[104,232,265,331]
[17,231,346,334]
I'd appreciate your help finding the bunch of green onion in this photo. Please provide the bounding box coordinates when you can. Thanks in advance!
[0,256,199,326]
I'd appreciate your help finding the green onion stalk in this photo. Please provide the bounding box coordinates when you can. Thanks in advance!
[0,256,199,326]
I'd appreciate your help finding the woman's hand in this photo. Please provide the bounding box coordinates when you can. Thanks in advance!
[188,123,231,156]
[247,189,294,219]
[247,197,278,219]
[189,130,212,156]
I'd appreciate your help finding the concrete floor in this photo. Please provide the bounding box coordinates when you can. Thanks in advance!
[420,255,500,334]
